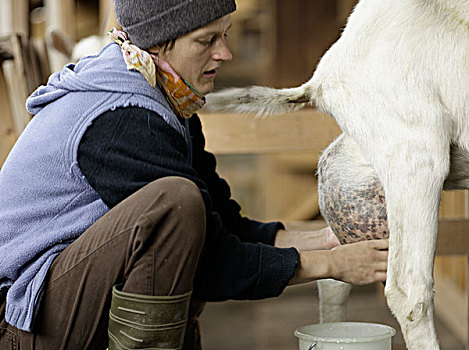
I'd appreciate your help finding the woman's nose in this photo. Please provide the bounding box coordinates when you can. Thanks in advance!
[212,39,233,61]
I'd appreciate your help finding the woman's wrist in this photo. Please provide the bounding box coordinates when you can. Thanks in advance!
[289,250,336,285]
[275,227,340,251]
[274,229,291,248]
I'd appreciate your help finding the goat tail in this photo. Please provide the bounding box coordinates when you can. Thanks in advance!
[203,84,316,116]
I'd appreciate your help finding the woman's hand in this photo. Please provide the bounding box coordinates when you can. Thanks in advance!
[289,238,388,286]
[329,239,388,285]
[275,227,340,251]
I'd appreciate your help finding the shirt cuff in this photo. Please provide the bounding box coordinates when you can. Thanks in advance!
[253,244,299,299]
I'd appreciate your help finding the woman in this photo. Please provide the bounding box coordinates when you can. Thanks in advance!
[0,1,388,349]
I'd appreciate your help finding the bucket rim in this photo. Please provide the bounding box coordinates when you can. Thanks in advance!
[294,322,396,343]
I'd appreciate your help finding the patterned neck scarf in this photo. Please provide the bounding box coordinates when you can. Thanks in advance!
[108,28,205,119]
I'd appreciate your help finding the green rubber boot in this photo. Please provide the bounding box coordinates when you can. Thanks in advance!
[108,285,192,350]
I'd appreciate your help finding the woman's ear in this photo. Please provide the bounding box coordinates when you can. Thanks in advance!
[147,45,161,55]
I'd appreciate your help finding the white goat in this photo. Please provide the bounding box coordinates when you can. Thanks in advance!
[204,1,469,349]
[46,28,111,64]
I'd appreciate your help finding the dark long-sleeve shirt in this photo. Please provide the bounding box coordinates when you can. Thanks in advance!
[77,106,299,301]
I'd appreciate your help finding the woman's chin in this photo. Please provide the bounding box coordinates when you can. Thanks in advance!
[198,81,215,96]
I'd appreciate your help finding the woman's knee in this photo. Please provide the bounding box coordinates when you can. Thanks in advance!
[152,177,204,214]
[145,177,206,240]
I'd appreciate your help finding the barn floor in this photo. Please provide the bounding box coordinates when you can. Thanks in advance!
[200,282,464,350]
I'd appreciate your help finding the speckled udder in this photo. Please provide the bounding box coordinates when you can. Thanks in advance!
[320,179,389,245]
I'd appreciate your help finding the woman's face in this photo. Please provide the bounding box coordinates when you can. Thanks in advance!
[152,14,233,96]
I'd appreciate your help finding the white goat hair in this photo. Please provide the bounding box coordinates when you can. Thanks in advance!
[47,28,111,63]
[205,85,310,116]
[204,1,469,349]
[70,35,111,63]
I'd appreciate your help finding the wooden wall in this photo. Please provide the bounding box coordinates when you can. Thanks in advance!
[271,0,342,87]
[435,190,468,344]
[217,0,357,88]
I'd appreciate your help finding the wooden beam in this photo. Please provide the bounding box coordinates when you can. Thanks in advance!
[285,218,469,255]
[437,218,469,255]
[199,109,342,154]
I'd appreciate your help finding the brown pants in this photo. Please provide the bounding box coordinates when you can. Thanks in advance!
[0,177,206,350]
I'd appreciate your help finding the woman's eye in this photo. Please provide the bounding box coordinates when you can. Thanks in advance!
[199,34,226,47]
[200,36,215,47]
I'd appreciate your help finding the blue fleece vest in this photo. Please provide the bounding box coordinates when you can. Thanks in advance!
[0,43,187,331]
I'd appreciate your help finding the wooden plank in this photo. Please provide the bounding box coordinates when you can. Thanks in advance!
[30,7,51,82]
[0,0,13,35]
[285,220,328,231]
[260,156,319,221]
[0,35,32,135]
[436,186,468,345]
[437,218,469,255]
[0,0,29,36]
[434,267,468,345]
[100,0,120,34]
[46,0,77,40]
[273,0,340,87]
[284,218,469,255]
[337,0,358,24]
[467,256,469,350]
[0,60,17,167]
[437,192,467,287]
[465,255,469,350]
[44,0,77,72]
[440,190,467,218]
[199,109,342,154]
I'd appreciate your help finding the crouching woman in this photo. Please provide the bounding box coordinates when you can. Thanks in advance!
[0,1,388,349]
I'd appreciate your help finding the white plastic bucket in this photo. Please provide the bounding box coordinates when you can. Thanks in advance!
[294,322,396,350]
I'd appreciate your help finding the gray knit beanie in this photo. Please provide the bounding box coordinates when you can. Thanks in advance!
[114,0,237,49]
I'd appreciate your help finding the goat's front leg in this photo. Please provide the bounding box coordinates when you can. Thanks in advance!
[317,279,353,322]
[369,134,449,350]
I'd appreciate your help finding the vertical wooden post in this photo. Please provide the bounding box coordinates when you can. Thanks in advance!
[465,191,469,350]
[466,255,469,350]
[0,0,29,36]
[273,0,340,87]
[0,56,17,167]
[434,191,469,346]
[99,0,119,34]
[1,35,32,135]
[45,0,76,40]
[44,0,77,72]
[336,0,357,25]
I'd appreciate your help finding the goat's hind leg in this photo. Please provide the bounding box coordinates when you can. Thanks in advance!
[317,279,352,323]
[317,124,448,349]
[367,130,449,350]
